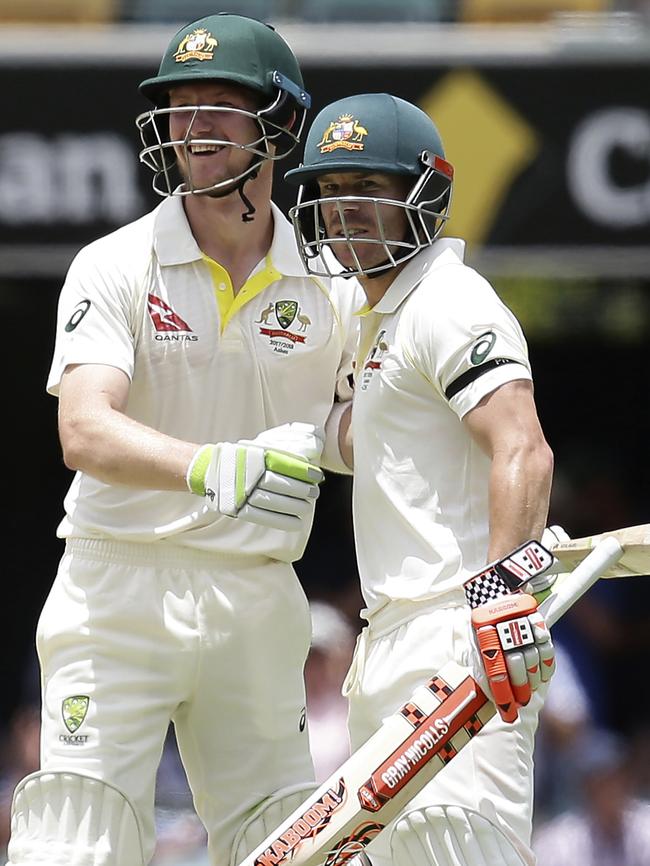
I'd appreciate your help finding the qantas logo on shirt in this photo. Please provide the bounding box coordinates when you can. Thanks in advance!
[147,294,198,341]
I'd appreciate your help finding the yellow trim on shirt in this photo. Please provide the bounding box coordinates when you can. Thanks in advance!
[202,255,234,326]
[202,253,282,333]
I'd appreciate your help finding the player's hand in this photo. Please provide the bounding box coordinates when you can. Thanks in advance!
[470,593,555,723]
[541,524,570,550]
[239,422,325,464]
[186,435,324,531]
[520,525,571,595]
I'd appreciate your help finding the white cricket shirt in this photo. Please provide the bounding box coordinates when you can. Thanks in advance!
[351,238,533,613]
[47,197,360,562]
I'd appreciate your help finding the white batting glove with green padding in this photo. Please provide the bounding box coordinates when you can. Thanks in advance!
[186,424,325,531]
[241,422,324,464]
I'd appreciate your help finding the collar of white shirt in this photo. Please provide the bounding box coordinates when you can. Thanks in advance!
[371,237,466,314]
[152,196,307,278]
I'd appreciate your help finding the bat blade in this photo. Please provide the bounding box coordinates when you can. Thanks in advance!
[550,523,650,577]
[240,664,493,866]
[237,538,624,866]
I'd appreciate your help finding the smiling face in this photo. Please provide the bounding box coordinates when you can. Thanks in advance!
[316,171,412,271]
[167,80,264,194]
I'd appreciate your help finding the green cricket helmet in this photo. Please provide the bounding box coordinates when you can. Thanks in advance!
[136,13,311,207]
[285,93,453,277]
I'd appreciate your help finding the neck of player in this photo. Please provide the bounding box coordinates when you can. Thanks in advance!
[359,261,406,308]
[183,162,274,295]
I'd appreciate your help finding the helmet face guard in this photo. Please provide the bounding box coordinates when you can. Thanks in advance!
[136,77,308,198]
[289,151,453,278]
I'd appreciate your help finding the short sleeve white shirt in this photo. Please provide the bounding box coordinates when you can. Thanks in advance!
[47,197,361,562]
[351,238,533,612]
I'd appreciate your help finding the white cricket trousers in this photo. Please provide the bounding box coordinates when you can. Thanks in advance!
[34,538,315,865]
[344,598,546,866]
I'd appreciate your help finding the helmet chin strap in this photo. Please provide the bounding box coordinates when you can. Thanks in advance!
[201,155,261,222]
[338,260,391,280]
[364,259,394,279]
[231,148,263,222]
[238,168,259,222]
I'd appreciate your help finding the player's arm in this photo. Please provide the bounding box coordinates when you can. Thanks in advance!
[463,379,555,721]
[337,402,353,469]
[320,281,358,474]
[463,378,554,562]
[322,401,353,471]
[58,362,194,490]
[58,363,323,530]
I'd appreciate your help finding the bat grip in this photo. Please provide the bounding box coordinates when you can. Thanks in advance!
[541,536,624,627]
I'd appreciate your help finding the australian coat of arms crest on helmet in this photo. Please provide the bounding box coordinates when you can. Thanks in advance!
[174,29,218,62]
[319,114,368,153]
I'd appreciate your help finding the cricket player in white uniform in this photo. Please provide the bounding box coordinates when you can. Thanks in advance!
[285,93,556,866]
[5,16,360,866]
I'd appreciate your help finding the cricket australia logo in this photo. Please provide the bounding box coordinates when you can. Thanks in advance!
[60,695,90,746]
[319,114,368,154]
[276,300,299,329]
[256,299,311,355]
[174,28,218,62]
[147,293,198,342]
[360,329,388,391]
[63,695,89,732]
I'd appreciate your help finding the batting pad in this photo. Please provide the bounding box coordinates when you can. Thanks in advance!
[230,782,318,866]
[7,771,145,866]
[391,804,527,866]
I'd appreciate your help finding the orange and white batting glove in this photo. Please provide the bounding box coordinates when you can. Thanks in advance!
[471,594,555,723]
[463,541,556,723]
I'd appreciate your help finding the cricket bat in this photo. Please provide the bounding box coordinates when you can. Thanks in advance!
[549,523,650,578]
[238,535,627,866]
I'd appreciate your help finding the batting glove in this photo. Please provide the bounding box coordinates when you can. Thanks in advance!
[517,525,572,596]
[186,425,324,532]
[240,422,325,464]
[471,594,555,723]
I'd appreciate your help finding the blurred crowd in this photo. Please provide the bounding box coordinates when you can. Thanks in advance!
[0,0,648,26]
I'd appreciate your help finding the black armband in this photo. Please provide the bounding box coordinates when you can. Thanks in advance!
[444,358,523,401]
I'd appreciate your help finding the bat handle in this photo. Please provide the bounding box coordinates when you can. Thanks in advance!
[541,536,624,627]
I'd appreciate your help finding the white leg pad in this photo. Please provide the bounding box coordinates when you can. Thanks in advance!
[229,782,318,866]
[390,805,527,866]
[7,771,145,866]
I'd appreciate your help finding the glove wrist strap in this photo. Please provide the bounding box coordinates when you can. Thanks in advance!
[463,540,553,609]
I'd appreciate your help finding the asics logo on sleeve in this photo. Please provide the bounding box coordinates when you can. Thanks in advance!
[470,331,496,365]
[64,299,91,332]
